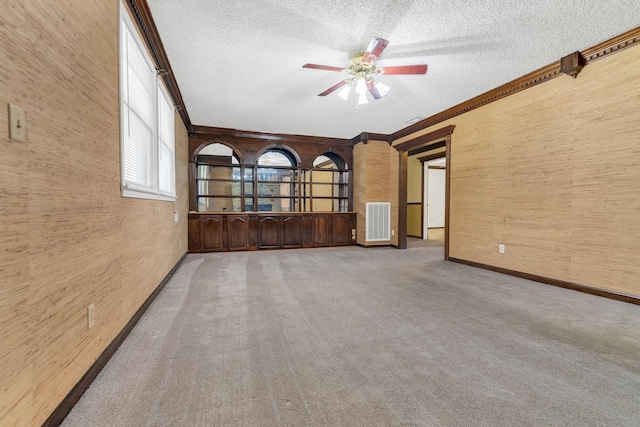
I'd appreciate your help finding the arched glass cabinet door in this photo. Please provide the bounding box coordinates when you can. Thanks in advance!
[195,143,245,212]
[305,153,350,212]
[256,149,299,212]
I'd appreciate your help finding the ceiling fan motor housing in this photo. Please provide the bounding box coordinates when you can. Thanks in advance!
[348,53,377,78]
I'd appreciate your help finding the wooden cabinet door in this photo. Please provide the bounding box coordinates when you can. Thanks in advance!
[332,214,351,246]
[202,216,224,252]
[227,215,249,251]
[258,215,281,249]
[188,217,202,252]
[282,215,303,248]
[312,214,331,246]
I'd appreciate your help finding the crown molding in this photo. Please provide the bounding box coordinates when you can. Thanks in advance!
[582,26,640,63]
[390,26,640,143]
[191,125,352,146]
[349,132,393,145]
[393,125,456,152]
[391,62,561,142]
[125,0,193,133]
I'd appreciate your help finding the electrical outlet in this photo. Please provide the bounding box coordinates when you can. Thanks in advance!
[87,304,95,329]
[391,229,395,236]
[499,244,505,254]
[173,211,179,222]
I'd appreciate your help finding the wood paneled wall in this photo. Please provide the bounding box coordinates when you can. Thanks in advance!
[353,140,399,246]
[0,3,188,425]
[392,44,640,297]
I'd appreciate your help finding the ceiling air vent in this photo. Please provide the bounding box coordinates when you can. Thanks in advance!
[404,115,425,124]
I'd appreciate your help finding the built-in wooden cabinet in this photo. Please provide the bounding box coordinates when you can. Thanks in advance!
[188,212,356,252]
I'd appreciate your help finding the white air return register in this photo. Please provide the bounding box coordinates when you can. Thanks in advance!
[366,202,391,241]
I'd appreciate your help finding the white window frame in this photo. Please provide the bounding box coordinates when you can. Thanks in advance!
[119,1,176,201]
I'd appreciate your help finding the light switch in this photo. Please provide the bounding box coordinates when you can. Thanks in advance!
[8,104,26,143]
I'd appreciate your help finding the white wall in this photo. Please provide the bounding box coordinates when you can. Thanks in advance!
[423,159,446,237]
[428,168,446,228]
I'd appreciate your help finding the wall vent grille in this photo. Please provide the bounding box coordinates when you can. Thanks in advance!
[366,202,391,241]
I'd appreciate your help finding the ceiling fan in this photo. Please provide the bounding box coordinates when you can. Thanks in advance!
[303,36,428,106]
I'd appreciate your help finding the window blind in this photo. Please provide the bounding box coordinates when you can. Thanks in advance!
[121,25,155,191]
[158,87,174,195]
[119,1,176,201]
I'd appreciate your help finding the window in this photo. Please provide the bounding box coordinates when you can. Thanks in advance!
[195,145,350,213]
[119,1,175,200]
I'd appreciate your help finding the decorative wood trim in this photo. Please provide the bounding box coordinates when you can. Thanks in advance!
[42,253,189,427]
[417,151,446,163]
[408,141,446,157]
[192,125,352,146]
[420,163,424,239]
[254,143,302,166]
[560,51,586,78]
[444,136,451,260]
[350,132,392,145]
[192,137,244,163]
[392,60,561,140]
[581,26,640,64]
[125,0,192,133]
[448,257,640,306]
[389,26,640,141]
[398,151,408,249]
[394,125,456,152]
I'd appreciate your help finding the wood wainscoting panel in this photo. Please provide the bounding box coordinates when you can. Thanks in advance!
[0,2,189,425]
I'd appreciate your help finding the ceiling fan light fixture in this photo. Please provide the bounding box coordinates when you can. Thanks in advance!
[355,77,367,94]
[303,36,428,103]
[358,91,368,105]
[374,81,390,98]
[338,84,351,101]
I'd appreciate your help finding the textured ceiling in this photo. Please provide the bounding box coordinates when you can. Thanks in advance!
[147,0,639,139]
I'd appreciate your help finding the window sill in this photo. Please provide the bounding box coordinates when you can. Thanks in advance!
[122,187,176,202]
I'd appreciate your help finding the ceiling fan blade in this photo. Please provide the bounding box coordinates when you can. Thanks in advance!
[361,37,390,64]
[303,63,347,72]
[318,80,349,96]
[377,64,428,75]
[367,80,382,100]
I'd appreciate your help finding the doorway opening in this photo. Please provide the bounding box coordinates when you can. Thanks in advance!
[395,125,454,258]
[406,150,446,249]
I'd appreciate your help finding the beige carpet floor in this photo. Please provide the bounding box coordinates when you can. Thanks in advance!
[62,246,640,426]
[408,236,444,249]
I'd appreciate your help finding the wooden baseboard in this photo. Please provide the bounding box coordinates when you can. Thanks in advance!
[448,257,640,306]
[43,252,189,427]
